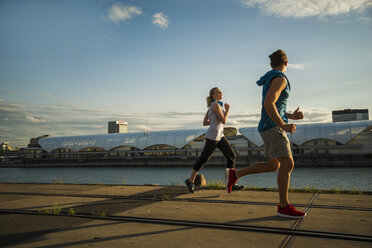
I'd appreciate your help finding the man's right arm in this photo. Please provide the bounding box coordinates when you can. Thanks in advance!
[264,77,296,134]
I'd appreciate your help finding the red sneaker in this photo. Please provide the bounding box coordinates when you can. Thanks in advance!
[277,204,306,218]
[225,168,237,193]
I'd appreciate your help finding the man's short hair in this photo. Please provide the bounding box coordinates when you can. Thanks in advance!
[269,49,287,67]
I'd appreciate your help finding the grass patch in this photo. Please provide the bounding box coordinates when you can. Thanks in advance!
[93,211,106,217]
[207,179,225,189]
[52,177,64,184]
[38,203,61,215]
[68,208,76,215]
[121,177,128,185]
[161,195,171,200]
[170,180,181,186]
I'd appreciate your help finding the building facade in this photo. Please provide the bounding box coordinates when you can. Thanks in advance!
[28,135,51,148]
[108,121,128,133]
[22,120,371,166]
[332,109,369,122]
[2,120,371,166]
[1,142,13,156]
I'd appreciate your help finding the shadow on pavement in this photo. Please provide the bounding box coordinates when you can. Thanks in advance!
[0,186,189,247]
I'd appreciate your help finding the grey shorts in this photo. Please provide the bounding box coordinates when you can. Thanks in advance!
[259,126,292,158]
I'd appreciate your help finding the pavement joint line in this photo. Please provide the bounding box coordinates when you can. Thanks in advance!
[1,192,371,211]
[279,193,319,248]
[1,208,371,243]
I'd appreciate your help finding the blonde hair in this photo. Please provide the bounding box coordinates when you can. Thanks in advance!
[206,87,218,107]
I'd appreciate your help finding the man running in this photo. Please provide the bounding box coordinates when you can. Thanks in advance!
[227,49,306,218]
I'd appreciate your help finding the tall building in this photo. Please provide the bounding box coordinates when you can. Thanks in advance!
[332,109,369,122]
[108,121,128,133]
[1,142,12,156]
[28,135,51,148]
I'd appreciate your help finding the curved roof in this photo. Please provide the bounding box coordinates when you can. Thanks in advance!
[39,128,208,152]
[239,120,372,146]
[223,127,238,137]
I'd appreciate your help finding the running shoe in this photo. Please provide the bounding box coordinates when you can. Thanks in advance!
[277,204,306,218]
[225,168,237,193]
[232,184,244,191]
[184,179,195,193]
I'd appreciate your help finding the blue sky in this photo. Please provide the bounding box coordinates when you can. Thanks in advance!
[1,0,371,146]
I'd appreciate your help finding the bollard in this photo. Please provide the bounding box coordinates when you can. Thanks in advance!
[194,174,207,187]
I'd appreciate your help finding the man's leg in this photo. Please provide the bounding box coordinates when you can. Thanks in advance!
[226,158,280,193]
[235,158,280,179]
[275,156,305,218]
[277,156,294,208]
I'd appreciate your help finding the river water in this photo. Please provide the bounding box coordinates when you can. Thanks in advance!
[0,166,371,191]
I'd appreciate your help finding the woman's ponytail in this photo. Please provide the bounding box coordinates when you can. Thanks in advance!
[206,87,217,107]
[206,96,212,107]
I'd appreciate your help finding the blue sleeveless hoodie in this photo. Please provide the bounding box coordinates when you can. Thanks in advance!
[257,70,291,132]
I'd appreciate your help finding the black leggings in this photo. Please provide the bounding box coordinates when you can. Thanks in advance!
[193,136,236,171]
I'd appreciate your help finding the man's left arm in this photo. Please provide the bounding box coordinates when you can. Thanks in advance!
[287,107,304,120]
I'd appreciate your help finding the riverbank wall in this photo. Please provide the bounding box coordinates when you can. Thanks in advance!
[2,153,371,167]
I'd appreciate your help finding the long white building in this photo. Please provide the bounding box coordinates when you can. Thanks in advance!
[35,121,372,161]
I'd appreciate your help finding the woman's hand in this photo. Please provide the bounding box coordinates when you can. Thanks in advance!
[224,103,230,112]
[213,102,229,124]
[203,110,210,126]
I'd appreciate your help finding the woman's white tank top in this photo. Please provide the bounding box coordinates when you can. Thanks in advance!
[204,102,225,141]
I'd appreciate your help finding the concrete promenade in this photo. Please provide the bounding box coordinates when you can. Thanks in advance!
[0,183,371,248]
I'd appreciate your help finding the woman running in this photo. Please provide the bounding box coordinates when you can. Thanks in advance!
[185,87,239,193]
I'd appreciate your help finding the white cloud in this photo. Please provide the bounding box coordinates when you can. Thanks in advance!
[357,16,372,22]
[43,93,52,97]
[0,99,337,147]
[0,91,14,95]
[228,119,241,125]
[25,115,46,123]
[133,125,152,132]
[152,12,169,29]
[288,63,306,70]
[107,3,142,24]
[240,0,372,18]
[294,107,331,124]
[0,100,205,146]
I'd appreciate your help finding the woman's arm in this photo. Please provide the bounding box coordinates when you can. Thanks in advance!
[212,102,230,124]
[203,110,210,126]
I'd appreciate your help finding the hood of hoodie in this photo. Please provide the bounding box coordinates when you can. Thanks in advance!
[256,70,286,86]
